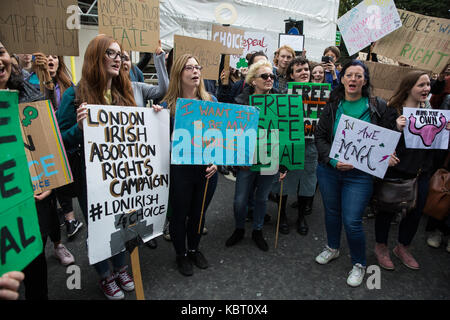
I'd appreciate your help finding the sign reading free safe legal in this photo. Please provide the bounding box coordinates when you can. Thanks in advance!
[0,90,42,276]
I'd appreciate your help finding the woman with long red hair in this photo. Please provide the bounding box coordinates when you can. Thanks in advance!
[57,35,138,300]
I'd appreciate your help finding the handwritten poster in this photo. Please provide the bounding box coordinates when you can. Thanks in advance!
[0,0,79,56]
[212,25,244,55]
[230,31,277,70]
[0,90,42,276]
[83,105,170,265]
[403,107,450,149]
[19,100,73,195]
[337,0,402,56]
[373,9,450,73]
[329,115,401,178]
[250,94,305,172]
[171,99,259,166]
[288,82,331,139]
[98,0,159,51]
[174,35,223,80]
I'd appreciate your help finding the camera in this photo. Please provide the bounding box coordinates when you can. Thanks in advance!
[322,56,333,64]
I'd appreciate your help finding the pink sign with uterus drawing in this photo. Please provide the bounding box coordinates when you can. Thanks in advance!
[403,107,450,150]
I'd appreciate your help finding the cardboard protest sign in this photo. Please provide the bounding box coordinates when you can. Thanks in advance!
[250,94,305,172]
[230,31,277,70]
[288,82,331,139]
[364,61,419,101]
[19,100,73,195]
[0,90,42,276]
[212,25,244,55]
[83,105,170,265]
[0,0,79,56]
[373,10,450,73]
[329,115,401,179]
[174,35,222,80]
[98,0,159,52]
[403,107,450,149]
[337,0,402,56]
[171,99,259,166]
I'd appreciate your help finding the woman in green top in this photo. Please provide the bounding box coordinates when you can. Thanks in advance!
[314,60,397,287]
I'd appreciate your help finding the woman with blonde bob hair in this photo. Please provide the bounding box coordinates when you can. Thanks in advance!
[156,53,218,277]
[225,59,286,252]
[57,34,138,300]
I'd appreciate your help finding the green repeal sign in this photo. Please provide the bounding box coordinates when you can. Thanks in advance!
[250,94,305,172]
[0,90,42,276]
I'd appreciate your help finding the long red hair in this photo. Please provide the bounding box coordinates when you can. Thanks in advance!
[76,35,136,106]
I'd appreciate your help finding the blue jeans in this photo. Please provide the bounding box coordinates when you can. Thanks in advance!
[234,169,274,230]
[317,163,373,266]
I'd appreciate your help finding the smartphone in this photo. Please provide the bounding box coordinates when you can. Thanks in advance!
[322,56,332,63]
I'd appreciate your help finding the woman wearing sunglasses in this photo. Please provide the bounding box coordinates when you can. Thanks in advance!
[225,60,285,252]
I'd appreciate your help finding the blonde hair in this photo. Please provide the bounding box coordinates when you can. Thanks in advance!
[161,54,212,116]
[245,60,273,85]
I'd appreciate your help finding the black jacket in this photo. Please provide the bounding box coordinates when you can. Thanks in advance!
[315,96,397,166]
[234,85,279,106]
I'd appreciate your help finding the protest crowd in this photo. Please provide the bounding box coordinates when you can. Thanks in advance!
[0,0,449,301]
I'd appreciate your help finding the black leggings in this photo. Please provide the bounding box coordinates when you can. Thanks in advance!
[169,165,218,256]
[23,237,48,300]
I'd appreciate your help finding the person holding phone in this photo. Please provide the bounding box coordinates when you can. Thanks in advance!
[322,46,340,89]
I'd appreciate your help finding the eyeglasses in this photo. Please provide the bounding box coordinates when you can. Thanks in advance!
[257,73,275,80]
[121,55,130,62]
[105,49,125,61]
[184,65,203,71]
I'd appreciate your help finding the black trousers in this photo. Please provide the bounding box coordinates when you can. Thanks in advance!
[169,165,218,256]
[23,237,48,300]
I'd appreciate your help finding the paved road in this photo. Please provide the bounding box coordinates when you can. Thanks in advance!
[21,173,449,302]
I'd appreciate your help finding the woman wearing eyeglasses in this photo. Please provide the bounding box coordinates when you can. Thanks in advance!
[153,54,218,277]
[225,60,286,252]
[56,35,140,300]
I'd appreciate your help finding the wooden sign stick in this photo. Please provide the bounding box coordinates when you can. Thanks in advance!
[130,247,145,300]
[275,180,284,249]
[198,178,210,234]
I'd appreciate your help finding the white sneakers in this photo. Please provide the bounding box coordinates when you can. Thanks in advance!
[316,246,365,287]
[427,231,442,248]
[315,246,340,264]
[347,263,366,287]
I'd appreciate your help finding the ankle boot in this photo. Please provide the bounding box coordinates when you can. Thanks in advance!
[276,195,289,234]
[304,196,314,216]
[297,196,309,235]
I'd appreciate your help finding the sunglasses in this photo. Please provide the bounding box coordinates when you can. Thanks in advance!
[257,73,275,80]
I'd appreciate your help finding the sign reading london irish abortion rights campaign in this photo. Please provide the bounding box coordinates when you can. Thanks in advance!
[83,105,170,265]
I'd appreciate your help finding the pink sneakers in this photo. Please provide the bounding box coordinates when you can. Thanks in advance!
[393,244,420,270]
[54,244,75,266]
[374,243,395,270]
